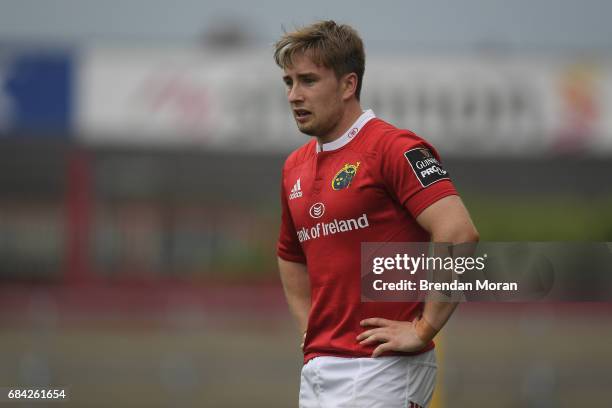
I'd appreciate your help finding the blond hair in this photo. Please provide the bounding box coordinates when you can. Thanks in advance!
[274,20,365,100]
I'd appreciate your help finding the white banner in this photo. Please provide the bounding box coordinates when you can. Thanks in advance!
[77,47,612,155]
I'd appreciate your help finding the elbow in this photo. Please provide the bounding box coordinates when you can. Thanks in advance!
[433,224,480,244]
[459,226,479,244]
[453,226,479,244]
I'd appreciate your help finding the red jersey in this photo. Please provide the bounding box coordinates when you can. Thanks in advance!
[277,110,458,363]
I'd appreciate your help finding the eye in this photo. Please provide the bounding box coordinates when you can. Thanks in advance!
[303,77,316,85]
[283,78,292,88]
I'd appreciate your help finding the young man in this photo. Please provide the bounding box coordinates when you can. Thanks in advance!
[275,21,479,408]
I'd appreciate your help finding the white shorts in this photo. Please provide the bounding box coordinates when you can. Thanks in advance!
[299,350,437,408]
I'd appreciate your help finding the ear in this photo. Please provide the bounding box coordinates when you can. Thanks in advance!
[341,72,358,101]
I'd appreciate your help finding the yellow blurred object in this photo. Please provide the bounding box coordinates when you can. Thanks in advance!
[430,333,444,408]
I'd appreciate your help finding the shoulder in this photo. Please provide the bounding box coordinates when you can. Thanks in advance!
[283,139,316,172]
[361,118,437,156]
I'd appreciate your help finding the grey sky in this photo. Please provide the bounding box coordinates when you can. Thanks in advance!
[0,0,611,53]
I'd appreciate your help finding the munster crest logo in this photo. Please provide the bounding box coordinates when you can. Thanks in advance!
[332,162,360,190]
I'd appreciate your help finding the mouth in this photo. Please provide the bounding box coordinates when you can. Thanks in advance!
[294,108,312,122]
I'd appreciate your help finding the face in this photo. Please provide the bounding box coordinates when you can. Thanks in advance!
[282,53,346,139]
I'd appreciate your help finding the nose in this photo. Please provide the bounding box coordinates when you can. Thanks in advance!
[288,84,304,103]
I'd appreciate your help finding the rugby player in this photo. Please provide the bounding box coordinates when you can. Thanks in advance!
[275,20,479,408]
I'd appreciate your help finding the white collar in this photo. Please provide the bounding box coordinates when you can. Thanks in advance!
[316,109,376,153]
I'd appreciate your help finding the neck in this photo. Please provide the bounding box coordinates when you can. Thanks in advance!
[317,100,363,145]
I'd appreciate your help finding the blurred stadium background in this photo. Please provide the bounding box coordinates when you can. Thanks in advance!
[1,1,611,406]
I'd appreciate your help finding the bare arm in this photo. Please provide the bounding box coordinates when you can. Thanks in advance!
[358,195,479,356]
[278,257,311,334]
[416,195,479,339]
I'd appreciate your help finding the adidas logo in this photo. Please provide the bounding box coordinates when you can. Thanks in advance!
[289,178,303,200]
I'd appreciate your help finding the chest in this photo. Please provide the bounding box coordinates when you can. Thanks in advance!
[285,151,388,228]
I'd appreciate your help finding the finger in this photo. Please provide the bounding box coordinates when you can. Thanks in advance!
[372,342,395,358]
[359,333,389,346]
[356,327,382,341]
[360,317,391,327]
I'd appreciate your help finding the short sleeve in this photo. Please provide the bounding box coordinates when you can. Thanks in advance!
[277,167,307,264]
[379,132,458,218]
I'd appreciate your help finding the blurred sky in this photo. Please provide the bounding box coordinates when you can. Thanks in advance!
[0,0,611,53]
